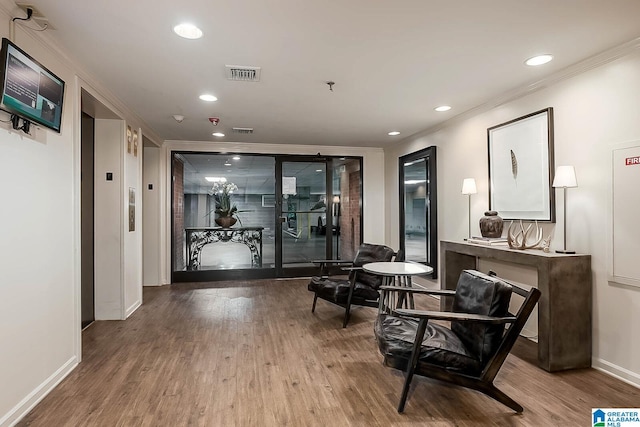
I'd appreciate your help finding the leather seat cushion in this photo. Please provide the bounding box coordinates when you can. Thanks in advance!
[375,314,482,376]
[451,270,512,363]
[308,276,380,302]
[351,244,396,289]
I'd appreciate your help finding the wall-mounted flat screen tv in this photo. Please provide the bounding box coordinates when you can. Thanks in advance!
[0,37,65,133]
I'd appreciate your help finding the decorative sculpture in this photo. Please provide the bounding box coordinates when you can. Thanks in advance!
[507,220,545,250]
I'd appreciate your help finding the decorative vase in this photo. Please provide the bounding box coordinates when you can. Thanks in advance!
[479,211,503,238]
[215,216,237,228]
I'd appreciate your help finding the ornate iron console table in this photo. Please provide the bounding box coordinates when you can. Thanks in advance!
[185,227,264,270]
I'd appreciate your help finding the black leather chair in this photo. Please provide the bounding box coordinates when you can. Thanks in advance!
[374,269,540,413]
[308,243,396,328]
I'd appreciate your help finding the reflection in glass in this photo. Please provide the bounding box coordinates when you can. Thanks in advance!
[170,153,363,279]
[399,147,437,277]
[404,159,427,262]
[172,153,276,271]
[281,162,327,267]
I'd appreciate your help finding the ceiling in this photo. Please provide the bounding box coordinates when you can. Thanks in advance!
[20,0,640,147]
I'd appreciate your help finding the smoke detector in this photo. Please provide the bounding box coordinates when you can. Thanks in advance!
[225,65,261,82]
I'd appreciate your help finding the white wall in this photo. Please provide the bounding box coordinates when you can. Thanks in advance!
[123,126,142,316]
[0,1,159,423]
[0,21,78,427]
[157,141,386,284]
[93,118,143,320]
[384,46,640,386]
[143,145,161,286]
[94,119,124,319]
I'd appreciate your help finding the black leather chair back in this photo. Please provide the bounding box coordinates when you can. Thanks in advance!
[351,243,396,289]
[451,270,512,364]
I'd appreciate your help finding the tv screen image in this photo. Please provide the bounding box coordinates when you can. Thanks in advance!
[0,37,65,133]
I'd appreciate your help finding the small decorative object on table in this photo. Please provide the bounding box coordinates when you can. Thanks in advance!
[467,236,508,246]
[215,216,237,228]
[507,220,552,250]
[209,181,242,228]
[479,211,504,238]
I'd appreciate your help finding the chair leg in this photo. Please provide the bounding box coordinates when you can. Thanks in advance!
[311,294,318,313]
[343,271,358,328]
[342,303,351,328]
[397,370,414,413]
[482,384,524,413]
[397,318,428,413]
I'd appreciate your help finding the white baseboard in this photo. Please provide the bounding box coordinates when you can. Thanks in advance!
[125,299,142,318]
[0,356,78,427]
[593,357,640,389]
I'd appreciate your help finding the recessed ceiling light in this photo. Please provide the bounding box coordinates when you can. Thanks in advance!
[316,169,322,172]
[205,177,227,182]
[435,105,451,112]
[232,156,240,160]
[212,132,225,137]
[173,23,203,39]
[224,160,232,166]
[525,54,553,66]
[200,94,218,102]
[388,131,401,136]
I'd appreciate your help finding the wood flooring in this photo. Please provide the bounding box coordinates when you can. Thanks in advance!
[18,279,640,426]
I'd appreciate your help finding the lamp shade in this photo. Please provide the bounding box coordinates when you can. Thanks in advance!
[461,178,477,195]
[552,166,578,188]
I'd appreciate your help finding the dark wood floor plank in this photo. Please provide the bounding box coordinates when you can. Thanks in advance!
[18,278,640,426]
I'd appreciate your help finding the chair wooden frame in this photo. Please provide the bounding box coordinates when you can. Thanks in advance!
[377,272,541,413]
[309,248,400,328]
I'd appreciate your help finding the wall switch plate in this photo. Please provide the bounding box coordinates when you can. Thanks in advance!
[106,172,113,181]
[148,184,153,190]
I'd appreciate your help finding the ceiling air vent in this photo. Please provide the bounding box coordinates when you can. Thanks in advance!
[225,65,261,82]
[232,127,254,134]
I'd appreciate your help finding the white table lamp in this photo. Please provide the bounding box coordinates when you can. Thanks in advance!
[552,166,578,254]
[461,178,477,239]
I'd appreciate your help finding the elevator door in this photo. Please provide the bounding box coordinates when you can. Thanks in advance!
[81,112,95,328]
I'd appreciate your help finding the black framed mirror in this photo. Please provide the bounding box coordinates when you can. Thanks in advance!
[399,146,437,278]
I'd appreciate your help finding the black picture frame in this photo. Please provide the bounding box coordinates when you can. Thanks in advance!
[488,108,555,222]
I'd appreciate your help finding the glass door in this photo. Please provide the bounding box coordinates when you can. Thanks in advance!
[277,159,330,276]
[171,152,276,282]
[170,152,362,282]
[399,147,437,278]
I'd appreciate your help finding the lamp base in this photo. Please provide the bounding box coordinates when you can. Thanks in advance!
[555,249,576,254]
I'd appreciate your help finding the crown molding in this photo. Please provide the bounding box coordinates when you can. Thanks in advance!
[401,37,640,144]
[0,0,163,145]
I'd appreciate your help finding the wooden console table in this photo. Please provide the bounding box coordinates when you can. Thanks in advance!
[440,240,591,372]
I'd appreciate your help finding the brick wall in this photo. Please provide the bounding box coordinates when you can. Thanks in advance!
[338,160,361,260]
[173,157,185,270]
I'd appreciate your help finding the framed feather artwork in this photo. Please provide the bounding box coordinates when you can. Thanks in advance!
[487,108,555,222]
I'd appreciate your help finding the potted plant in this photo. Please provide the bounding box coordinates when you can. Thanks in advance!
[210,181,241,228]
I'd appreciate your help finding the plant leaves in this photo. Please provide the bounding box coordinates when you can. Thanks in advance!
[510,149,518,181]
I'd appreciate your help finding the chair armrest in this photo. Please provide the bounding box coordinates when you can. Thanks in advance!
[341,266,363,272]
[380,286,456,296]
[393,308,517,325]
[312,259,353,265]
[312,259,354,277]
